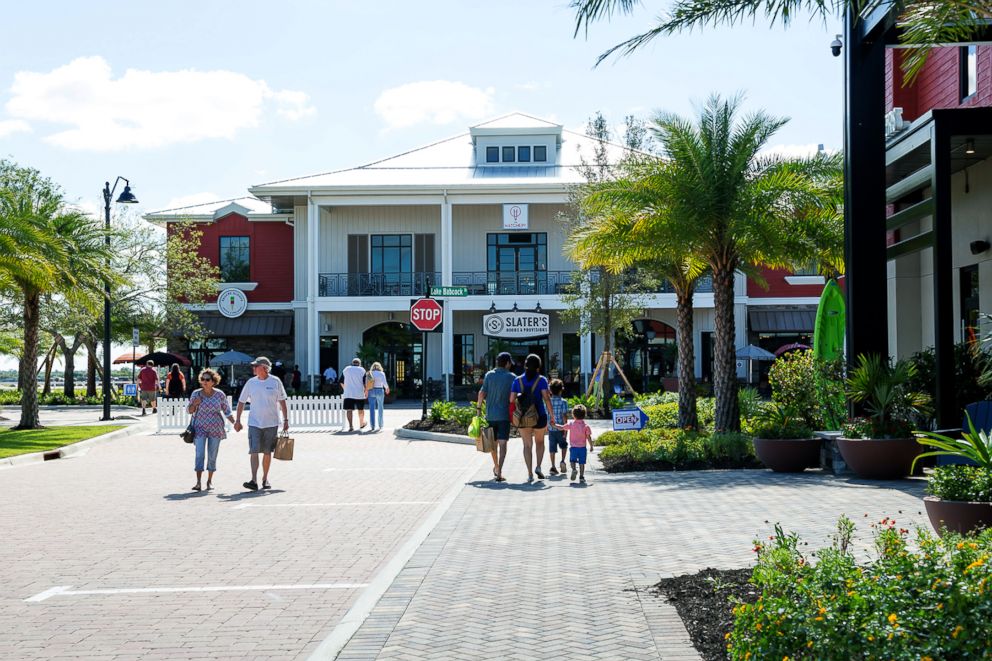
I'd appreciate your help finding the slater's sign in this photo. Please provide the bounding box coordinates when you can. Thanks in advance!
[483,310,550,339]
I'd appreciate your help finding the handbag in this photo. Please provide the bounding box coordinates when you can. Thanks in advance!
[511,377,541,429]
[477,426,496,453]
[274,432,295,461]
[181,414,196,444]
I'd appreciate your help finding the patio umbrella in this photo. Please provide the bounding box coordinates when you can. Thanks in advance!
[774,342,811,357]
[113,349,143,364]
[209,350,254,385]
[134,351,191,367]
[736,344,776,384]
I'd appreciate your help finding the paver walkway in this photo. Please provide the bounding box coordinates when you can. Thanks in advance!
[332,452,929,660]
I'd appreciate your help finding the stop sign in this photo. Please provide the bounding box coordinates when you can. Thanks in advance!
[410,298,443,332]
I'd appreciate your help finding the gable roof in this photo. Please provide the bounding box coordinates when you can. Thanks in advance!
[143,196,282,223]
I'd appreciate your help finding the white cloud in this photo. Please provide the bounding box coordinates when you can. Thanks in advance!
[0,119,31,138]
[5,56,316,151]
[163,192,222,210]
[374,80,494,130]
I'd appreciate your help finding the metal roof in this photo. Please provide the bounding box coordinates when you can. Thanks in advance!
[748,309,816,333]
[199,314,293,337]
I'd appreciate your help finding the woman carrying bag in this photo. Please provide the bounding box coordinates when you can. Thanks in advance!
[187,368,236,491]
[509,353,555,482]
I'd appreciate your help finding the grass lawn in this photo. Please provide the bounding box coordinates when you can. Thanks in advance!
[0,426,125,459]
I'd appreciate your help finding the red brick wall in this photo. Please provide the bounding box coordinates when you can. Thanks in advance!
[746,267,825,298]
[168,213,294,303]
[886,46,992,119]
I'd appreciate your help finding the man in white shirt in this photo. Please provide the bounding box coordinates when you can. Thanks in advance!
[341,358,368,432]
[234,356,289,491]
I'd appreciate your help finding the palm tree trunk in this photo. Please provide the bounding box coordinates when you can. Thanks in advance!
[16,289,42,429]
[711,264,740,432]
[675,289,698,430]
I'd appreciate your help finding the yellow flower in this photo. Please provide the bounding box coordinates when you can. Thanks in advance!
[868,635,874,642]
[921,656,934,661]
[807,641,814,648]
[952,625,964,639]
[887,613,898,625]
[725,633,731,640]
[818,607,827,615]
[957,542,965,550]
[756,623,763,631]
[745,652,751,660]
[814,616,824,621]
[937,603,944,610]
[887,633,894,641]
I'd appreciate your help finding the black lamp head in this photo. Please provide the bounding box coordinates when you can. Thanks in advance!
[969,240,990,255]
[116,184,139,204]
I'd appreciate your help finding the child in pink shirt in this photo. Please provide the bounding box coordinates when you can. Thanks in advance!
[553,404,594,483]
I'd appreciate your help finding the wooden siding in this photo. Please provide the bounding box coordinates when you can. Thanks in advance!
[319,205,440,273]
[450,203,571,272]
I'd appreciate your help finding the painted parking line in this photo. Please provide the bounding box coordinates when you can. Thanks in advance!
[232,501,437,510]
[25,582,368,603]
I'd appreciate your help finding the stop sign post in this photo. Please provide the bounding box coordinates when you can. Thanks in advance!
[410,297,444,419]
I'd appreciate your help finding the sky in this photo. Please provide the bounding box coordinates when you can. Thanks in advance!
[0,0,845,369]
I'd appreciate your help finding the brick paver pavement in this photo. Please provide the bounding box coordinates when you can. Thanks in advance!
[0,417,484,661]
[333,451,930,660]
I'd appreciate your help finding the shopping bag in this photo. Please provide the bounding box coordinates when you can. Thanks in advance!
[468,415,484,440]
[274,433,294,461]
[480,426,496,453]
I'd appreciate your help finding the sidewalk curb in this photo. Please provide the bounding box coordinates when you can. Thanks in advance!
[0,421,154,470]
[307,455,485,660]
[394,428,474,445]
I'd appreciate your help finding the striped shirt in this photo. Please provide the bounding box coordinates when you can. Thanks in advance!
[550,396,568,426]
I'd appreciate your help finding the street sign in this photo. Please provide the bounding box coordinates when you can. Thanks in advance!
[410,298,443,332]
[612,407,649,431]
[123,383,137,397]
[429,286,468,297]
[132,327,139,347]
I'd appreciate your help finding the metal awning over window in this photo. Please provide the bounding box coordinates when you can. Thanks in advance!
[748,309,815,333]
[199,315,292,337]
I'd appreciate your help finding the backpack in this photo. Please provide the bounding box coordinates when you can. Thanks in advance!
[512,376,541,428]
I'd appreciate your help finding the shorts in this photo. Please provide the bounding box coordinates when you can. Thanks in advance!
[139,390,157,404]
[569,447,588,465]
[248,426,278,454]
[516,413,548,431]
[489,420,511,441]
[343,398,366,411]
[548,429,567,452]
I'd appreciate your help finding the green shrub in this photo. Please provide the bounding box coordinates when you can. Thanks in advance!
[751,403,813,439]
[644,402,679,429]
[768,351,845,430]
[729,518,992,659]
[566,392,598,411]
[429,400,456,423]
[927,465,992,502]
[634,391,677,406]
[598,428,758,472]
[450,404,477,428]
[706,432,756,464]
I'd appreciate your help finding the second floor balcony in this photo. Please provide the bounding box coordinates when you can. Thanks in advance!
[317,270,714,297]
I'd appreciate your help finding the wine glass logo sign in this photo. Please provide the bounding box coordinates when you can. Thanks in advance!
[505,204,526,229]
[509,206,521,223]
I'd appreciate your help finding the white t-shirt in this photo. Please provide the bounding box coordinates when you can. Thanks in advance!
[370,369,388,389]
[342,365,367,399]
[238,375,287,428]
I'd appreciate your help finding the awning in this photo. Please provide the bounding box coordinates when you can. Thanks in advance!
[199,314,293,337]
[748,309,815,333]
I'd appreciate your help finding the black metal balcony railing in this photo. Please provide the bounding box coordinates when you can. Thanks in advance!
[318,272,440,297]
[316,271,713,297]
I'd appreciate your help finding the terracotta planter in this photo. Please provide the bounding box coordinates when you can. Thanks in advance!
[752,438,821,472]
[836,437,920,479]
[924,496,992,536]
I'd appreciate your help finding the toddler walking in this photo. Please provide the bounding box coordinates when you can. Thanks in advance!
[547,379,569,475]
[553,404,594,483]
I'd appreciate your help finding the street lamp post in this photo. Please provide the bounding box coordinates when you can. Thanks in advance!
[643,328,656,393]
[101,178,139,421]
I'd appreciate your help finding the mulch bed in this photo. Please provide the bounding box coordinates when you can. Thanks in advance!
[401,419,522,438]
[654,567,758,660]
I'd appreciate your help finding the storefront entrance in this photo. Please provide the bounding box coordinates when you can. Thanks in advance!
[362,322,422,398]
[616,319,677,393]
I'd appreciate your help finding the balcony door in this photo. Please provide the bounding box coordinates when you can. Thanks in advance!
[487,233,547,294]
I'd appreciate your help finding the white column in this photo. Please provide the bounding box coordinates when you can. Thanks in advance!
[580,327,592,389]
[440,196,453,399]
[306,198,320,389]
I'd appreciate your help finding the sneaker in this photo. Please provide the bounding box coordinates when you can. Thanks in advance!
[535,467,544,479]
[141,411,146,416]
[243,480,258,491]
[527,474,534,483]
[152,407,157,413]
[580,476,586,483]
[549,466,559,475]
[559,461,566,473]
[570,467,578,481]
[262,481,271,490]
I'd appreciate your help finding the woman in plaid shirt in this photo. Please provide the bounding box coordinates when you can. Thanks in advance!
[547,379,569,475]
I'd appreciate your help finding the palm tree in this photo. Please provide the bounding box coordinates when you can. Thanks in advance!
[568,183,708,429]
[570,0,991,81]
[0,160,118,429]
[583,96,843,431]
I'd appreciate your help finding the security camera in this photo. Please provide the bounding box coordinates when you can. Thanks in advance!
[830,34,843,57]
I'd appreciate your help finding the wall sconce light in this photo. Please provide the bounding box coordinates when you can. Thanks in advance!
[965,139,976,155]
[969,240,990,255]
[512,302,518,311]
[535,302,542,313]
[489,301,497,313]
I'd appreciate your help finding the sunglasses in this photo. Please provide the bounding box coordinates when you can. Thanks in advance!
[199,377,212,382]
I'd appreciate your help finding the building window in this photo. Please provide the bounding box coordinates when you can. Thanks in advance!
[371,234,412,294]
[454,334,475,385]
[961,45,978,102]
[533,145,547,162]
[219,236,250,282]
[793,262,819,276]
[486,146,499,163]
[518,146,531,162]
[502,146,515,163]
[961,264,980,343]
[487,233,547,294]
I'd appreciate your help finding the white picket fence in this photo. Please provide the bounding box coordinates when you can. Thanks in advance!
[157,395,345,433]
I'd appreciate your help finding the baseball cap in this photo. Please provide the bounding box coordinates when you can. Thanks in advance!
[251,356,272,368]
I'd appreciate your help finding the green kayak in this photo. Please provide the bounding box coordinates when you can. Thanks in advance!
[813,279,846,362]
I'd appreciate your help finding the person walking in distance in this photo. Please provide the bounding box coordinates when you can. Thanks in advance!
[342,358,368,432]
[547,378,569,475]
[137,360,159,415]
[509,353,555,482]
[165,363,186,399]
[187,368,235,491]
[477,352,515,482]
[234,356,289,491]
[366,361,389,431]
[291,365,302,392]
[552,404,594,483]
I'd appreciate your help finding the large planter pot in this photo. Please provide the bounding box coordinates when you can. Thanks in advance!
[924,496,992,536]
[836,437,920,479]
[752,438,821,472]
